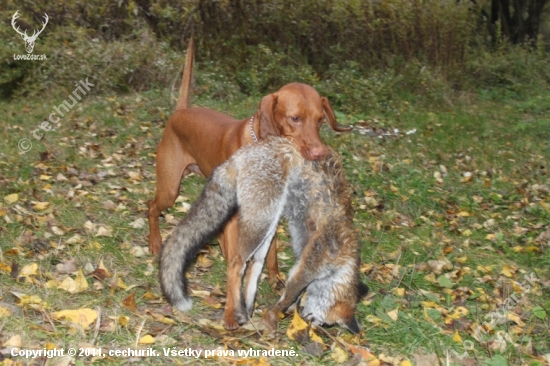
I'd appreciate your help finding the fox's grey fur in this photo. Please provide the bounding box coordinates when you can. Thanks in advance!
[160,137,366,332]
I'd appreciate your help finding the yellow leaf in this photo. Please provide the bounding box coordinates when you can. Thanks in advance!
[400,361,413,366]
[457,211,470,217]
[117,277,128,290]
[53,308,98,329]
[392,287,405,297]
[461,229,472,237]
[0,262,11,273]
[309,330,323,345]
[0,305,12,318]
[20,263,38,276]
[88,241,102,250]
[118,316,129,326]
[33,201,50,211]
[445,307,469,324]
[506,313,525,326]
[500,265,517,278]
[477,265,493,273]
[452,330,462,343]
[386,308,399,321]
[331,346,348,363]
[44,342,57,350]
[44,279,58,288]
[365,314,383,326]
[195,254,213,269]
[58,270,88,294]
[287,308,309,343]
[12,292,44,306]
[5,335,22,347]
[4,193,19,204]
[486,233,496,241]
[138,335,155,344]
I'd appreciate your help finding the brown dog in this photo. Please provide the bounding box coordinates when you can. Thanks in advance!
[148,38,351,330]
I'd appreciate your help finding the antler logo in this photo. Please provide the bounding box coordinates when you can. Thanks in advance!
[11,11,49,54]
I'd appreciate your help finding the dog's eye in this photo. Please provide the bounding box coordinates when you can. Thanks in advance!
[290,116,299,122]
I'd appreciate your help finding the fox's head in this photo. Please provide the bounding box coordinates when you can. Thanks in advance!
[303,281,369,334]
[323,301,361,334]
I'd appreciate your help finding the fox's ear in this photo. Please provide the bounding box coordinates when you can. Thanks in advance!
[357,282,369,298]
[343,316,361,334]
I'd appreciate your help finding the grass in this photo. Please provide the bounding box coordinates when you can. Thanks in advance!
[0,84,549,365]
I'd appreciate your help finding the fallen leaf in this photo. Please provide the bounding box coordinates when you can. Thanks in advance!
[56,259,78,274]
[287,308,309,343]
[58,269,88,293]
[138,335,155,344]
[11,292,45,306]
[195,254,213,269]
[65,234,84,244]
[5,334,22,347]
[95,226,113,237]
[348,344,379,364]
[500,265,517,278]
[0,305,13,318]
[4,193,19,204]
[331,345,348,363]
[20,262,38,276]
[452,330,462,343]
[122,292,137,312]
[129,217,145,229]
[386,308,399,321]
[53,308,98,329]
[33,201,50,211]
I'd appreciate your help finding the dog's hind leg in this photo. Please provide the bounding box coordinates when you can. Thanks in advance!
[149,132,198,255]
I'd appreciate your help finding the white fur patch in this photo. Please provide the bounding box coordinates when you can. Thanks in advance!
[174,298,193,312]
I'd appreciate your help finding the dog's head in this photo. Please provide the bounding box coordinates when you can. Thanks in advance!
[256,83,351,161]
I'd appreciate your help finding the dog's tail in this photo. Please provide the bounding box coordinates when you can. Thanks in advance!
[160,165,237,312]
[177,37,195,110]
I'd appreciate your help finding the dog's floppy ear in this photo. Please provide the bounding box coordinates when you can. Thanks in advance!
[257,93,280,139]
[321,97,352,133]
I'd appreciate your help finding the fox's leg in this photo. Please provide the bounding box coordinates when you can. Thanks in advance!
[225,221,276,328]
[276,261,311,312]
[243,225,278,317]
[263,259,311,332]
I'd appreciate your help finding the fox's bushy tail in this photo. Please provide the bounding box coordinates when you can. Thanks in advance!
[160,169,237,312]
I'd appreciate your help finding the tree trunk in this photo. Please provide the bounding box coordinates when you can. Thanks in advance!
[490,0,548,44]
